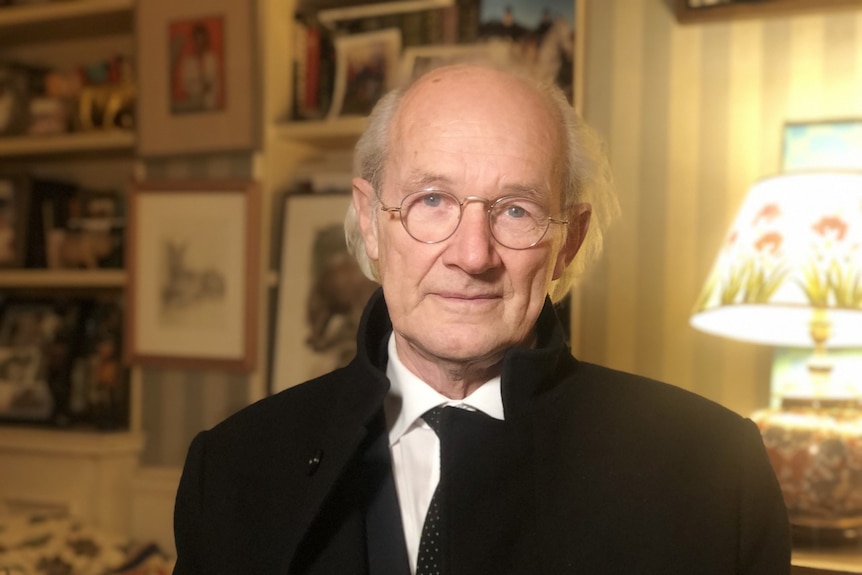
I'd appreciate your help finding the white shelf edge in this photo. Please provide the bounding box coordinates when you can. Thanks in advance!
[0,130,135,158]
[0,269,126,288]
[0,0,133,29]
[0,427,144,456]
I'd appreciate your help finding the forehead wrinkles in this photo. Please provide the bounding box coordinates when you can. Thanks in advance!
[385,68,566,195]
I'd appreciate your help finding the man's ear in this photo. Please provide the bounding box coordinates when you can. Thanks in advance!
[552,203,591,280]
[352,177,379,262]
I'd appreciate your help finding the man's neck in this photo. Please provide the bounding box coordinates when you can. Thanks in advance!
[391,331,505,399]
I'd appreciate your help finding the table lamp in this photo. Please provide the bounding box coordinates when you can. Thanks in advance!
[690,171,862,543]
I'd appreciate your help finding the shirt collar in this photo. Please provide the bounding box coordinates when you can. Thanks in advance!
[385,332,504,446]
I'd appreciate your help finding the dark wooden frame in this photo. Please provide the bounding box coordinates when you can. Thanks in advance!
[0,172,30,268]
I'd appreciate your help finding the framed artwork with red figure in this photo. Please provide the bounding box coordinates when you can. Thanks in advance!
[137,0,256,156]
[168,16,227,115]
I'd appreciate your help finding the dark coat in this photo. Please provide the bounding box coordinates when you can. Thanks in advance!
[173,290,791,575]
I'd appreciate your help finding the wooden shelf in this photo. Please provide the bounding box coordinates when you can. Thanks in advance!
[675,0,862,23]
[0,130,135,158]
[0,269,126,289]
[274,117,368,148]
[793,548,862,574]
[0,0,133,42]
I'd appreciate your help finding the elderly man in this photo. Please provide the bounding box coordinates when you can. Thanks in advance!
[173,63,791,574]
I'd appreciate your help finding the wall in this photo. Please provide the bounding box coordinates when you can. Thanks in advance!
[577,0,862,416]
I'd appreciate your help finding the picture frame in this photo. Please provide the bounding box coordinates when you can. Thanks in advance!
[782,119,862,171]
[477,0,584,110]
[271,193,379,394]
[126,180,259,372]
[398,42,509,85]
[674,0,862,23]
[0,173,30,268]
[328,28,403,119]
[0,346,52,423]
[136,0,257,156]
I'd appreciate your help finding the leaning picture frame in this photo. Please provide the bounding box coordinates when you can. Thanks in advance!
[136,0,257,156]
[270,192,379,394]
[328,28,402,119]
[125,180,259,371]
[0,173,30,268]
[398,42,509,85]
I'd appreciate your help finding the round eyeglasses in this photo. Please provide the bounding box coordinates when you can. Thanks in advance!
[379,190,568,250]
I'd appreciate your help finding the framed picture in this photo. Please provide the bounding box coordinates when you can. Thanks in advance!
[477,0,584,109]
[0,346,52,422]
[674,0,861,23]
[0,173,30,268]
[271,193,379,394]
[126,180,259,371]
[399,42,509,84]
[782,119,862,171]
[136,0,256,156]
[328,28,402,119]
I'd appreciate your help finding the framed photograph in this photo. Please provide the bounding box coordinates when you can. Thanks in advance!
[168,16,226,114]
[477,0,585,109]
[126,180,259,372]
[61,188,125,270]
[328,28,402,119]
[399,42,509,84]
[136,0,256,156]
[0,302,64,347]
[0,173,30,268]
[271,193,379,394]
[0,346,52,423]
[782,119,862,171]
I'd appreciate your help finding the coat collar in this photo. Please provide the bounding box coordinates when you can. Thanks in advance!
[340,287,578,421]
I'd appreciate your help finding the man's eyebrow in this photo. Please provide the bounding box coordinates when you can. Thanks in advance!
[500,183,547,199]
[401,173,454,190]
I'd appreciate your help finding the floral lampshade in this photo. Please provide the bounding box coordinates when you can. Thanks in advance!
[691,171,862,351]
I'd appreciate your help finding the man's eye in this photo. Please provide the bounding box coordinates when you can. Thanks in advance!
[505,204,528,218]
[421,194,444,208]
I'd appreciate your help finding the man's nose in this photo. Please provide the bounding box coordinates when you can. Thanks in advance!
[442,201,500,273]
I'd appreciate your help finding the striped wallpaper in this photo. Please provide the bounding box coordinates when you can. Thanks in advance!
[141,0,862,466]
[576,0,862,417]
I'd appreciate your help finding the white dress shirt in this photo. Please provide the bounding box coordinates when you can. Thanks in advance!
[383,333,504,574]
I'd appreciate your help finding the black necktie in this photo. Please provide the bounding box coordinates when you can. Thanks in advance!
[416,406,446,575]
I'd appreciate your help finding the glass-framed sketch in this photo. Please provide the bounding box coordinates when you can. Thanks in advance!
[271,192,379,394]
[126,179,259,372]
